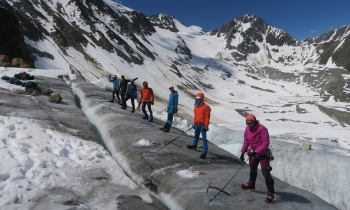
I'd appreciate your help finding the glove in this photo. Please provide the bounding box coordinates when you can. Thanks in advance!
[151,102,154,105]
[202,127,209,131]
[249,150,257,158]
[240,153,244,161]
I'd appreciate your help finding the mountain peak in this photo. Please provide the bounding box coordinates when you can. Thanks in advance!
[147,13,181,32]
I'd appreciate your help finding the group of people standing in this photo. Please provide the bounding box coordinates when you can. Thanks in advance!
[109,75,154,121]
[108,74,274,202]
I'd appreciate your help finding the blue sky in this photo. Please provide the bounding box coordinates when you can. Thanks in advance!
[115,0,350,41]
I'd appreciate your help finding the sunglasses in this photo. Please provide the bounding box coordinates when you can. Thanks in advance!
[246,121,254,126]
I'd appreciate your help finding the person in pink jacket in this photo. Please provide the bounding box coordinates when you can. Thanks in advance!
[240,113,275,202]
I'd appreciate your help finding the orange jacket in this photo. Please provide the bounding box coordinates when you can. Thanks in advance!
[193,92,211,128]
[140,81,154,102]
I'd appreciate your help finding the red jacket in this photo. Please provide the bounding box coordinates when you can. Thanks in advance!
[193,92,211,128]
[241,122,270,156]
[140,81,154,102]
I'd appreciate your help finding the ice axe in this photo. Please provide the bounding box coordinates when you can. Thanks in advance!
[206,183,230,196]
[208,157,249,203]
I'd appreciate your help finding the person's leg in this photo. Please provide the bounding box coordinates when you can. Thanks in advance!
[112,89,116,101]
[122,95,129,109]
[166,113,174,126]
[200,127,208,154]
[147,102,153,119]
[120,91,126,105]
[116,90,120,102]
[162,113,173,132]
[260,156,275,195]
[130,96,135,110]
[142,102,148,119]
[242,157,259,190]
[191,125,201,146]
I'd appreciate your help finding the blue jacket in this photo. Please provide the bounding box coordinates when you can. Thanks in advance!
[108,76,119,89]
[126,83,137,98]
[167,91,179,114]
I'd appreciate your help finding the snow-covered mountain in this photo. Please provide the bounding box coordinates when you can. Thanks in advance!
[1,1,350,209]
[1,0,350,103]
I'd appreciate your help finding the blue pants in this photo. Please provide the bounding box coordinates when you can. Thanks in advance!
[192,124,208,154]
[166,113,174,125]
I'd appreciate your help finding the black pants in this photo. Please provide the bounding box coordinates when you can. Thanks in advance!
[120,90,126,103]
[112,89,120,101]
[123,94,135,110]
[142,102,153,119]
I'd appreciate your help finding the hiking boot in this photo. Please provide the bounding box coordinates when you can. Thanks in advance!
[149,118,153,122]
[131,109,135,113]
[187,145,197,150]
[266,191,275,203]
[241,180,255,190]
[121,106,126,110]
[159,126,165,131]
[163,128,170,133]
[142,116,148,120]
[200,153,207,159]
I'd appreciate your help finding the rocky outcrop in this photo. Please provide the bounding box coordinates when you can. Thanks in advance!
[0,6,35,68]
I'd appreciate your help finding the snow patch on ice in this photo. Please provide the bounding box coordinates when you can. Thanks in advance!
[136,139,151,146]
[176,167,201,178]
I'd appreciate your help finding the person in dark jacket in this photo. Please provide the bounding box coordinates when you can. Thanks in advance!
[240,113,275,203]
[160,86,178,132]
[108,75,120,103]
[118,75,138,105]
[121,79,137,112]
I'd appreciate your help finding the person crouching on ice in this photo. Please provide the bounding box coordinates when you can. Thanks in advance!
[240,113,275,203]
[187,92,211,159]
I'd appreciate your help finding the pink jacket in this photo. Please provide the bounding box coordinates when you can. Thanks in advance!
[241,122,270,156]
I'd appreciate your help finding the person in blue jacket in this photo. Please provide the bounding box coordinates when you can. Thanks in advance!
[108,75,120,103]
[121,79,137,113]
[159,86,179,132]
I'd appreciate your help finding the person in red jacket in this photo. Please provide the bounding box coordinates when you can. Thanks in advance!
[240,113,275,203]
[138,81,154,122]
[187,92,211,159]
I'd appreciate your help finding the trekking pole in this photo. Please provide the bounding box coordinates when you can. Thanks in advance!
[140,153,153,169]
[155,126,193,152]
[208,157,249,203]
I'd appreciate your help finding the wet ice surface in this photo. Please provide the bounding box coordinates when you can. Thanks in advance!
[0,68,346,209]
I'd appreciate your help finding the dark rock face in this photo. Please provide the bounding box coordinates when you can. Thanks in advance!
[303,26,350,44]
[0,6,35,68]
[148,14,179,32]
[6,0,156,68]
[211,14,296,60]
[175,37,192,60]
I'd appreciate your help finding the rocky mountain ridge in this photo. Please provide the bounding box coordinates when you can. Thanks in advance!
[1,0,350,104]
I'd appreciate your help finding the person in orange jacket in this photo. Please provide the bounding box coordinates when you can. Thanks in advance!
[187,92,211,159]
[138,81,154,122]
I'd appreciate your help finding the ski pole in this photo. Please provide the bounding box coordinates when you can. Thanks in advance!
[208,158,249,203]
[155,126,193,152]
